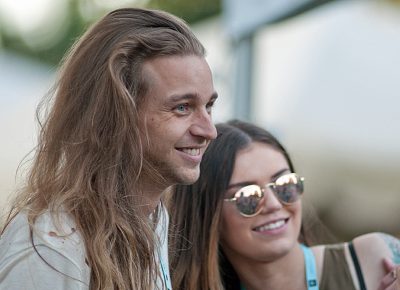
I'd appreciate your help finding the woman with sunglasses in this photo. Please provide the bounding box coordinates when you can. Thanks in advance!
[168,119,400,290]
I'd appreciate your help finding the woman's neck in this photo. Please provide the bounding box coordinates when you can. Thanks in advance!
[233,243,307,290]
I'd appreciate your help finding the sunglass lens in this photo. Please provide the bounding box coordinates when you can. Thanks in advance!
[274,174,304,203]
[234,185,263,216]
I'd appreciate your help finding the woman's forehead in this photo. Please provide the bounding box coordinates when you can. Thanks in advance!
[230,142,288,184]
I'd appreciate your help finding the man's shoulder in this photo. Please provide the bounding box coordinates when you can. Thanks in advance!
[1,210,86,261]
[0,211,90,289]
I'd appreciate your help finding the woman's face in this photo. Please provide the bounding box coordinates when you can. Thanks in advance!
[219,141,302,264]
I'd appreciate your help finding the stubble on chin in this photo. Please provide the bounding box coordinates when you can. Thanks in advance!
[143,151,201,186]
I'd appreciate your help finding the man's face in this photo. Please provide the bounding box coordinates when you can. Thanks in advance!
[138,55,217,188]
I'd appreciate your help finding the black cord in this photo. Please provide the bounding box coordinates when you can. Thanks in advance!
[348,242,367,290]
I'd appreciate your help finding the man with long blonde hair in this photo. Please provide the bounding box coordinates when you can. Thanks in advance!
[0,8,217,290]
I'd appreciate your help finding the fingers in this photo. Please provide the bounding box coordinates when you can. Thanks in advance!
[382,266,400,290]
[384,257,396,272]
[378,262,399,290]
[378,271,394,290]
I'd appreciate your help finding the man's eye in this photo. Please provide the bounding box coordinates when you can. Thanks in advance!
[176,104,189,112]
[206,101,215,114]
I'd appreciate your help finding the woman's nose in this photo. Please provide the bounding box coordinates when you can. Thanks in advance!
[259,187,283,214]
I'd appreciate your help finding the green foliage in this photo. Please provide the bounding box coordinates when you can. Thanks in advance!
[1,0,88,66]
[0,0,221,65]
[146,0,221,24]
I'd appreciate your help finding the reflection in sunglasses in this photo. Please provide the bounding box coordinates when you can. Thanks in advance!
[224,173,304,217]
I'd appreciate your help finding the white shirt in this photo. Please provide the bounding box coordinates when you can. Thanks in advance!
[0,206,171,290]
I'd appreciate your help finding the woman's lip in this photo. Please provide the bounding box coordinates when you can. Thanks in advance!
[252,218,289,231]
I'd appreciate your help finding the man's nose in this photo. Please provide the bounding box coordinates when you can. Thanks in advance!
[190,109,217,140]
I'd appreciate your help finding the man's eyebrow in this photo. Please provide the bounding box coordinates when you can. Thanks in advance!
[169,92,218,103]
[210,92,218,102]
[169,93,197,102]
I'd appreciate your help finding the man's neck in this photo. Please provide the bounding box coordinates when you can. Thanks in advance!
[137,180,171,215]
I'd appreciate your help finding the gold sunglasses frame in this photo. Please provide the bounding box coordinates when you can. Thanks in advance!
[223,173,305,217]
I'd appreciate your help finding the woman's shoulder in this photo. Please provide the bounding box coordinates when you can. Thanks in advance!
[310,232,399,254]
[352,232,399,289]
[353,232,399,262]
[309,232,399,287]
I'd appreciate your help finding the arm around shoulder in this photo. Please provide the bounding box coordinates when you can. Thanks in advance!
[352,232,400,290]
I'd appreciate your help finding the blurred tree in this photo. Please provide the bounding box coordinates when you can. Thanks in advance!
[146,0,221,24]
[0,0,221,66]
[0,0,88,66]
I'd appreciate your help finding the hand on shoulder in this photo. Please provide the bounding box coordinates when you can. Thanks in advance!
[353,232,400,264]
[378,257,400,290]
[353,232,400,290]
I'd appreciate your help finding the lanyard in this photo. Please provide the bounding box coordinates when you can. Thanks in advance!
[154,207,172,290]
[301,244,319,290]
[240,244,319,290]
[158,247,172,290]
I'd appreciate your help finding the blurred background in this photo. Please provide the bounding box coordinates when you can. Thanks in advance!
[0,0,399,241]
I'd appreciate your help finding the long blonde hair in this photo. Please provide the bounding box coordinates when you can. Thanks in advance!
[3,8,204,290]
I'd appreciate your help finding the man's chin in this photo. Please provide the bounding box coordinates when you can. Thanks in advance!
[176,169,200,185]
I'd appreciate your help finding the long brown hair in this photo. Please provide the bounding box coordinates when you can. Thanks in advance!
[3,8,205,290]
[168,120,330,290]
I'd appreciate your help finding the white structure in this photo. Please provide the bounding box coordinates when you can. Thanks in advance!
[0,50,54,210]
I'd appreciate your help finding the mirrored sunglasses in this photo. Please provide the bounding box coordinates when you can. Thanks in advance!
[223,173,305,217]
